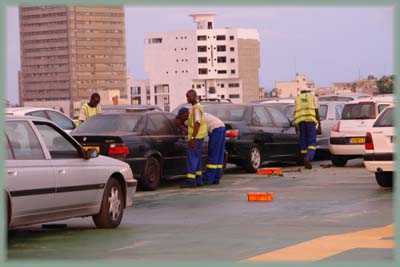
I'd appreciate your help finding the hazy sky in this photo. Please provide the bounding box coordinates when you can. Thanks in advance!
[6,6,394,104]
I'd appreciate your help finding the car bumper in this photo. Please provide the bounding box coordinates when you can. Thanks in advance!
[363,153,395,173]
[225,140,252,163]
[329,136,366,155]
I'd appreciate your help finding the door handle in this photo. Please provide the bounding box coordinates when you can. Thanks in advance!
[8,171,17,177]
[58,169,66,175]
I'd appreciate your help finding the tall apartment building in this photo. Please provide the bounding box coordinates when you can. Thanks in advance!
[275,73,315,98]
[19,6,128,117]
[144,14,260,111]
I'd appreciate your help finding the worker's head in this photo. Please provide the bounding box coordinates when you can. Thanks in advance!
[186,89,197,105]
[89,93,101,107]
[176,107,189,121]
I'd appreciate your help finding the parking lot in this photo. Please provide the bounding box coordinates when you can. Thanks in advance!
[7,159,393,262]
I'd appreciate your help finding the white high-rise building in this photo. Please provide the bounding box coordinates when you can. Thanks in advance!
[144,14,260,111]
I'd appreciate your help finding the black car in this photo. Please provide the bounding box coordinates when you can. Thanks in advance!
[204,104,300,173]
[71,108,206,190]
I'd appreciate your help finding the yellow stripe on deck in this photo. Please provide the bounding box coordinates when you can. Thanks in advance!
[244,224,394,262]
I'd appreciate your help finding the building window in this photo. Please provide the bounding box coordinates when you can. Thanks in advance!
[217,57,226,63]
[197,35,207,41]
[196,84,202,89]
[208,22,213,29]
[221,84,225,88]
[149,38,162,44]
[230,58,235,63]
[198,57,207,64]
[229,94,240,99]
[216,35,226,41]
[221,94,225,99]
[217,45,226,52]
[231,70,236,74]
[198,46,207,52]
[228,83,240,88]
[230,36,234,40]
[230,47,235,52]
[217,70,227,74]
[199,68,208,75]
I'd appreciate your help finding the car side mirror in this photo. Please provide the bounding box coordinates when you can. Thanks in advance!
[84,149,99,160]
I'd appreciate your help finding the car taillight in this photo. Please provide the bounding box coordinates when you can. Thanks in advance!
[226,129,239,138]
[332,122,340,132]
[108,143,129,155]
[365,132,374,150]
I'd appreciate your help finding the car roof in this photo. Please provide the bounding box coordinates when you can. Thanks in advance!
[5,107,63,115]
[346,95,394,104]
[5,114,54,122]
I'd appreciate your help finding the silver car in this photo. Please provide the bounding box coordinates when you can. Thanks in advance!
[5,115,137,229]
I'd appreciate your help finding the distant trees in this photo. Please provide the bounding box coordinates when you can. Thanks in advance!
[377,75,395,94]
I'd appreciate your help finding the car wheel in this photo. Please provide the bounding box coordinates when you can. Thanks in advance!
[244,144,262,173]
[331,155,348,167]
[375,172,393,188]
[93,178,124,229]
[141,157,161,191]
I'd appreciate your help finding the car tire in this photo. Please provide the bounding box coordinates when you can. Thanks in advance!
[331,155,348,167]
[375,172,393,188]
[141,157,161,191]
[93,178,124,229]
[244,144,262,173]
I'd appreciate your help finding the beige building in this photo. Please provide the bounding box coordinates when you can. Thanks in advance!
[275,74,315,98]
[333,78,378,95]
[144,14,260,111]
[19,6,128,117]
[130,79,150,105]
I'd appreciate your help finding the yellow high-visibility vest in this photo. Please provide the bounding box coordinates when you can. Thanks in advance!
[188,103,208,139]
[294,93,318,125]
[76,103,100,126]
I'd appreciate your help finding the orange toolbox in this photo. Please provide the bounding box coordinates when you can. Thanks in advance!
[247,192,274,202]
[257,167,282,175]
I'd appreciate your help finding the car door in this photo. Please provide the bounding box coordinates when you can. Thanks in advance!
[250,106,278,159]
[5,120,56,224]
[266,106,299,157]
[33,121,105,212]
[145,113,185,176]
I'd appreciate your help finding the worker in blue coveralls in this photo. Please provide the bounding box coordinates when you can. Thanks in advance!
[180,90,208,188]
[176,107,226,185]
[294,88,321,169]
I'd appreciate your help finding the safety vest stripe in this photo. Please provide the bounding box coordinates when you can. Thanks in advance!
[186,174,196,179]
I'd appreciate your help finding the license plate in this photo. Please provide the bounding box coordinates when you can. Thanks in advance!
[350,137,365,144]
[83,146,100,153]
[390,136,397,143]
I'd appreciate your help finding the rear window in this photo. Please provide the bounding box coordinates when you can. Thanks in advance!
[341,103,375,120]
[373,108,393,127]
[263,103,288,112]
[318,105,328,120]
[74,114,142,132]
[205,105,246,121]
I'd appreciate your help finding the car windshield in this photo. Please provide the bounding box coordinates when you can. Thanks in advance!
[373,108,393,127]
[341,103,375,120]
[282,105,295,118]
[74,114,142,132]
[318,105,328,120]
[204,105,246,121]
[263,103,289,112]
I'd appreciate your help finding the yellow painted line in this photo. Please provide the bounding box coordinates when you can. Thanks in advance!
[244,224,394,262]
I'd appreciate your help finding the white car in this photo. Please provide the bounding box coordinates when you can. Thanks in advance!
[364,106,395,187]
[5,107,76,133]
[318,93,371,102]
[5,115,137,229]
[329,95,393,166]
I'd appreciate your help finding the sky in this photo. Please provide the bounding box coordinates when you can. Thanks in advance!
[5,6,394,104]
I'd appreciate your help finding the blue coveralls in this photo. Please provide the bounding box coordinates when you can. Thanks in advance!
[203,127,226,184]
[186,139,205,186]
[299,121,317,161]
